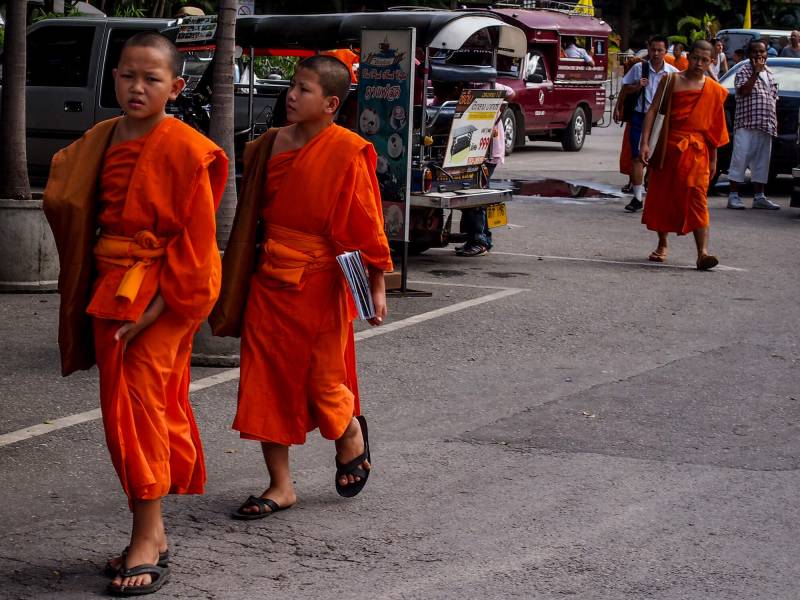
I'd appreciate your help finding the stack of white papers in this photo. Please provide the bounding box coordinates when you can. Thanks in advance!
[336,251,375,321]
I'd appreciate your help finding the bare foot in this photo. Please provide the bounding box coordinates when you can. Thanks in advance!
[649,246,668,262]
[106,527,167,575]
[335,417,370,487]
[237,486,297,515]
[110,539,161,589]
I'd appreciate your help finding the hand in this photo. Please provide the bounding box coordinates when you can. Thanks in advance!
[367,267,387,327]
[639,143,650,166]
[114,294,165,349]
[613,105,623,123]
[639,77,649,89]
[752,57,766,73]
[709,161,717,185]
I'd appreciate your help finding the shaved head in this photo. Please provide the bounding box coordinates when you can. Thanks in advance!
[122,32,183,77]
[691,39,714,54]
[296,55,352,105]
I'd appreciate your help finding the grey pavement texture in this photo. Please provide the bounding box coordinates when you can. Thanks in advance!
[1,125,799,599]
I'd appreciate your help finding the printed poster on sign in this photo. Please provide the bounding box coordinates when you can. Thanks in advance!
[357,29,415,243]
[442,89,505,169]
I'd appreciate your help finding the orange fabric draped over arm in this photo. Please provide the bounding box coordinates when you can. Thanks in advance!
[160,164,222,321]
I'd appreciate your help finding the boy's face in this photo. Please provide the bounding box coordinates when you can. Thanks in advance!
[687,48,712,76]
[113,45,185,121]
[286,67,339,124]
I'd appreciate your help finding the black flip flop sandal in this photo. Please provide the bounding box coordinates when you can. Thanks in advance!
[107,563,170,596]
[231,495,290,520]
[335,415,371,498]
[103,548,169,577]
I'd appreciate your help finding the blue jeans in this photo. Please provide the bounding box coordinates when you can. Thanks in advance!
[628,111,645,159]
[460,162,497,248]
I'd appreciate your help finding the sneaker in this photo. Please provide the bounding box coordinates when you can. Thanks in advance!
[752,196,780,210]
[624,198,643,212]
[458,244,488,257]
[727,194,745,209]
[621,182,633,194]
[454,243,468,253]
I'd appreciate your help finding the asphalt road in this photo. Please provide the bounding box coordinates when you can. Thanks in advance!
[1,125,798,599]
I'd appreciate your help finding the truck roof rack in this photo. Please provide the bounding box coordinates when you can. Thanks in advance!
[490,1,599,17]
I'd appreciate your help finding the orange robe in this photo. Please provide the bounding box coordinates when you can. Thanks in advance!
[233,125,392,445]
[44,117,227,505]
[642,80,729,235]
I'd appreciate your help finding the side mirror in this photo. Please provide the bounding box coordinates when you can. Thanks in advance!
[526,73,544,84]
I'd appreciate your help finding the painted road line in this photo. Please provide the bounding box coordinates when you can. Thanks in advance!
[428,248,746,272]
[0,409,103,448]
[356,287,524,341]
[409,280,529,291]
[0,287,525,448]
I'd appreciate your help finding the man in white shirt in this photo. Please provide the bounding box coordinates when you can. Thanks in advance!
[620,35,679,212]
[780,30,800,57]
[564,36,595,66]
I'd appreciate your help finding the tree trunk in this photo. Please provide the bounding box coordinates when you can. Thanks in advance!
[619,0,633,51]
[209,0,238,250]
[0,0,31,200]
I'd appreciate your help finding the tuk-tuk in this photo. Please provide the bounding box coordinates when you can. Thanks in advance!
[176,11,527,254]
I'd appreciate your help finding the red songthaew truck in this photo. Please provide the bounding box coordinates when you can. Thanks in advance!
[485,5,611,153]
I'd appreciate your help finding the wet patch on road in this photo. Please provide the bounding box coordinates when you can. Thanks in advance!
[492,178,621,203]
[485,271,530,279]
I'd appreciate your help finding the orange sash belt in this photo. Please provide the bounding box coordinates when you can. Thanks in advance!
[258,224,336,287]
[671,131,709,188]
[93,231,167,302]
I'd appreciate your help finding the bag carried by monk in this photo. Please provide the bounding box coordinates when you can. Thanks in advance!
[645,73,675,170]
[210,129,278,337]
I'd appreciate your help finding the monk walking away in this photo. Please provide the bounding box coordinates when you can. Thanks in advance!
[43,33,228,596]
[639,40,729,270]
[210,56,392,519]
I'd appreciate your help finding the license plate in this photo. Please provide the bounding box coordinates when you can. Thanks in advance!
[486,203,507,228]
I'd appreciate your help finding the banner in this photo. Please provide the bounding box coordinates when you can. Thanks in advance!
[358,29,416,243]
[442,89,505,169]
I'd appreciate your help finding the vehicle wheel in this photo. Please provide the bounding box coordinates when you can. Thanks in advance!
[561,107,587,152]
[502,108,517,155]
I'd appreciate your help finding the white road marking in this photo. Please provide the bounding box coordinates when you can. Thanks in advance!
[356,287,523,341]
[428,247,746,272]
[0,287,524,448]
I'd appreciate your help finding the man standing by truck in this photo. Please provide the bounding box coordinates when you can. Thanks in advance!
[620,35,678,212]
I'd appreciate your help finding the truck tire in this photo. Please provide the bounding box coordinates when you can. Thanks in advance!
[561,107,587,152]
[501,108,517,155]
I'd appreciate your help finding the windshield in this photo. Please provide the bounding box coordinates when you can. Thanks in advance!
[719,61,800,92]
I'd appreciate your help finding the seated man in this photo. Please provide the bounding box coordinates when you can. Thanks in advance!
[563,36,595,66]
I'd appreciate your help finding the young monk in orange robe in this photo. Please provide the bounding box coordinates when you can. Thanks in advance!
[640,40,729,270]
[210,55,392,518]
[43,33,227,595]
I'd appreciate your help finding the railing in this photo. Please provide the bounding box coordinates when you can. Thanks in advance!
[491,1,600,17]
